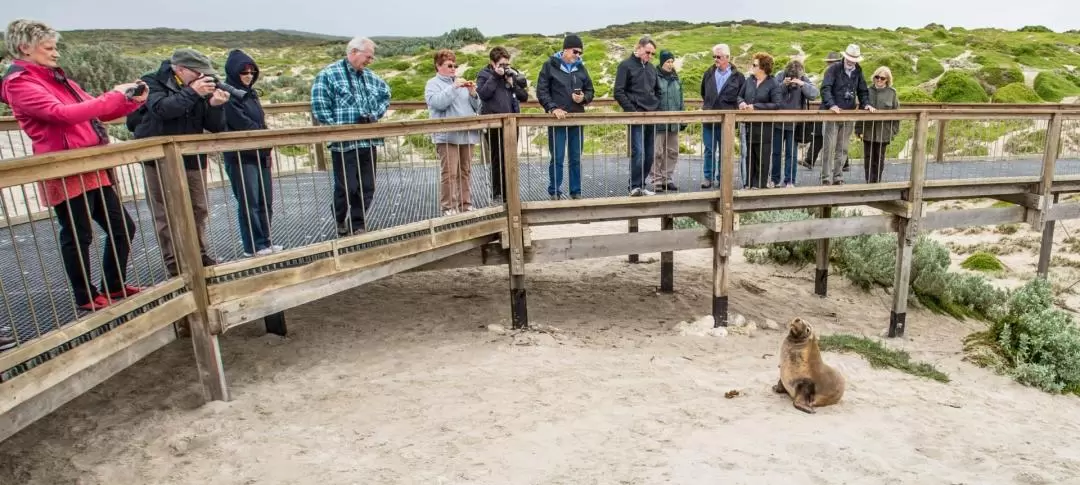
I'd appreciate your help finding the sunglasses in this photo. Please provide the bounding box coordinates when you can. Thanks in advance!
[239,70,257,75]
[714,55,728,60]
[873,76,886,81]
[443,63,457,69]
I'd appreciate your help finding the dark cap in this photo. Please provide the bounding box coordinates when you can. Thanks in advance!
[563,34,583,51]
[659,50,675,65]
[170,48,217,76]
[824,51,843,63]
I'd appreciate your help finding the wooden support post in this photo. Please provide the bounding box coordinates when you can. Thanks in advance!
[161,143,229,401]
[889,111,929,339]
[628,218,640,263]
[312,117,328,172]
[502,117,528,329]
[1038,193,1059,278]
[713,113,736,327]
[815,206,831,297]
[934,119,947,162]
[660,216,674,293]
[1033,113,1062,231]
[264,311,287,337]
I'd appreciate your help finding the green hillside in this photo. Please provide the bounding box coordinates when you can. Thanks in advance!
[4,20,1080,106]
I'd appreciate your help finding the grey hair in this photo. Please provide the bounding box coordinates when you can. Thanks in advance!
[6,19,60,59]
[346,37,375,56]
[636,35,656,48]
[712,44,730,57]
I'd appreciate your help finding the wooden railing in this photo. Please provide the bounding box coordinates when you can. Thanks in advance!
[1,106,1078,443]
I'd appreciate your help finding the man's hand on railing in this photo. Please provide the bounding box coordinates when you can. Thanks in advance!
[552,108,568,120]
[865,105,878,113]
[830,106,842,114]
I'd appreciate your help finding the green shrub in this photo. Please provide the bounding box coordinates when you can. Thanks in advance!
[992,83,1042,103]
[1033,71,1080,102]
[961,252,1006,272]
[57,42,157,96]
[832,233,897,289]
[933,71,990,102]
[1018,25,1054,33]
[965,279,1080,394]
[897,86,935,102]
[741,209,819,266]
[977,66,1024,89]
[915,57,944,81]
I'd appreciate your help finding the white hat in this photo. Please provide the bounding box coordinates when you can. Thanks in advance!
[843,44,863,63]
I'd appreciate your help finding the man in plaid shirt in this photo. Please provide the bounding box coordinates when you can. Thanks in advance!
[311,36,391,236]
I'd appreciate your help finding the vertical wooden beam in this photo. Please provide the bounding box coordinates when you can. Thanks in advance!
[815,206,831,297]
[660,216,674,293]
[713,113,736,327]
[501,116,528,329]
[160,143,229,401]
[934,119,947,163]
[628,218,640,263]
[1037,193,1059,278]
[312,117,328,172]
[1032,113,1062,231]
[889,111,930,339]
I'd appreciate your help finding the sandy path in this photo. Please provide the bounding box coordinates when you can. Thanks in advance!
[2,220,1080,485]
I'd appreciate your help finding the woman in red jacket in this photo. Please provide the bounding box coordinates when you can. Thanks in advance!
[1,19,148,313]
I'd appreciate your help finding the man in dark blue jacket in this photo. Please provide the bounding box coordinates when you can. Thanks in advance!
[222,49,281,258]
[476,46,528,203]
[134,48,228,275]
[536,34,594,199]
[614,35,661,196]
[699,43,744,188]
[819,44,875,185]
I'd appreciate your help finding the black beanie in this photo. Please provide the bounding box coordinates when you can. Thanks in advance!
[563,35,583,50]
[659,50,675,66]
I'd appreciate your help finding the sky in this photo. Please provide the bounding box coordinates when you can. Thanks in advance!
[5,0,1080,37]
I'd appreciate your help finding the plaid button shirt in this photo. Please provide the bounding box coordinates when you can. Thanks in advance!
[310,59,392,152]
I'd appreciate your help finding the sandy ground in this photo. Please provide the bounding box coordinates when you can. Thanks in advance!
[3,217,1080,485]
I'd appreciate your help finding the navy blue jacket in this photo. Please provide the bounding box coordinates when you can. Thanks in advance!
[222,49,271,165]
[476,65,528,115]
[820,61,870,111]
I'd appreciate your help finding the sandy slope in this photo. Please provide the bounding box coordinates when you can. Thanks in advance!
[2,216,1080,484]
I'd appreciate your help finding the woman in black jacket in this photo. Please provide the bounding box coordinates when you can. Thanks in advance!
[737,52,783,189]
[222,49,279,257]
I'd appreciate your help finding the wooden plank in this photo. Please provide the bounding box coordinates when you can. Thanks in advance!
[205,241,335,279]
[735,215,896,246]
[0,323,176,443]
[688,211,720,232]
[0,279,186,373]
[714,113,737,327]
[866,200,913,218]
[934,120,947,162]
[1038,193,1060,277]
[0,294,193,419]
[502,117,526,277]
[528,229,713,264]
[214,236,493,329]
[174,117,503,155]
[922,206,1027,230]
[521,191,718,211]
[0,143,166,189]
[1051,176,1080,194]
[1033,113,1064,230]
[922,183,1034,200]
[990,193,1043,209]
[890,111,930,338]
[815,207,832,297]
[522,200,713,225]
[406,239,504,272]
[924,176,1041,188]
[160,143,228,402]
[733,189,906,211]
[1047,203,1080,221]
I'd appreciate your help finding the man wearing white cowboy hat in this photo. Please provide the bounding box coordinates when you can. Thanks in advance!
[819,43,874,185]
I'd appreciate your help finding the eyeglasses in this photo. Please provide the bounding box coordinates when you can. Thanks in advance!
[713,55,728,60]
[497,63,510,69]
[443,63,457,69]
[571,49,582,55]
[643,50,656,56]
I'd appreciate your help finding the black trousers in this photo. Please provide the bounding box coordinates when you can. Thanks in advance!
[806,133,825,167]
[52,186,136,305]
[863,141,889,183]
[485,128,506,199]
[745,137,774,189]
[331,146,377,231]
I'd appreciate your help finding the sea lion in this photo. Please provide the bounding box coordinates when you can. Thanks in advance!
[773,317,845,414]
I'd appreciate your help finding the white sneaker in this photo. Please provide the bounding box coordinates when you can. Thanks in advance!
[784,183,795,188]
[629,188,643,197]
[641,187,655,196]
[767,181,776,189]
[270,245,284,252]
[255,248,274,256]
[443,209,459,216]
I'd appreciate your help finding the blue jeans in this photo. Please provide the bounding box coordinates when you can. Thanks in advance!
[702,122,723,181]
[548,126,583,196]
[771,127,798,185]
[224,160,274,254]
[628,124,656,190]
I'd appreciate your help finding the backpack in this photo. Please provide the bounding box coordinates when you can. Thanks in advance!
[125,104,147,133]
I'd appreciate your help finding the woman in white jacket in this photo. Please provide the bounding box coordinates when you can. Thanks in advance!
[425,49,482,215]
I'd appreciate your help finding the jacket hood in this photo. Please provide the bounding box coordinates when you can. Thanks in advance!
[550,51,583,70]
[1,60,58,104]
[225,49,259,91]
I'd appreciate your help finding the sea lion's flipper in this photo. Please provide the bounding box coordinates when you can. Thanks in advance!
[793,379,816,414]
[773,379,787,394]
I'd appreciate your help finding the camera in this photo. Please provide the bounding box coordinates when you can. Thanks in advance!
[202,76,247,100]
[502,66,527,87]
[124,83,147,98]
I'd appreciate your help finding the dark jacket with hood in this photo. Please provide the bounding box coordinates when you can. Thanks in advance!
[614,53,661,112]
[536,52,595,114]
[222,49,271,165]
[476,65,528,115]
[774,72,819,132]
[133,60,227,169]
[820,61,870,111]
[700,64,745,111]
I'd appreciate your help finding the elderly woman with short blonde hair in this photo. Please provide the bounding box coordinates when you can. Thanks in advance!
[0,19,147,316]
[855,66,900,183]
